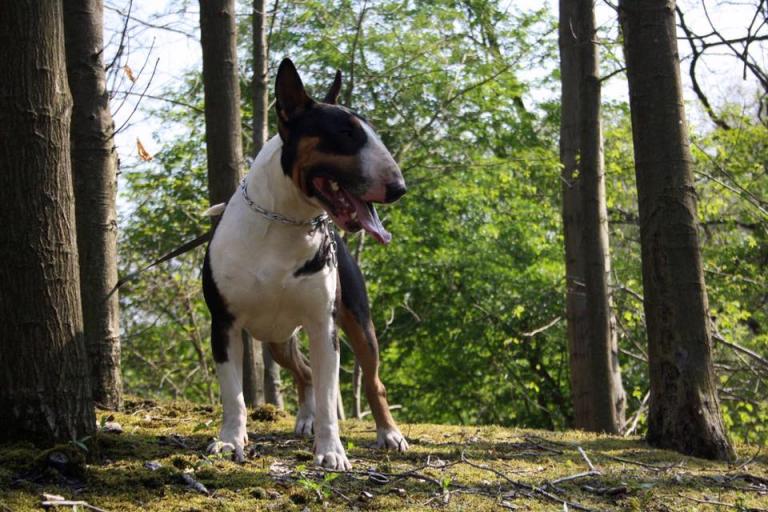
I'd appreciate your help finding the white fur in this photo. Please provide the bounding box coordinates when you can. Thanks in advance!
[359,121,404,197]
[207,135,350,470]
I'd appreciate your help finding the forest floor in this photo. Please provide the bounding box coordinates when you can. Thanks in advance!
[1,398,766,511]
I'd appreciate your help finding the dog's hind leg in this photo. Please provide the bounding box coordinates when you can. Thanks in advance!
[338,306,408,451]
[208,326,248,462]
[335,233,408,451]
[266,336,315,437]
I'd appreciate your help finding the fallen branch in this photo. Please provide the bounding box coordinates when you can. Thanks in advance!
[548,447,600,486]
[679,493,768,511]
[41,494,110,512]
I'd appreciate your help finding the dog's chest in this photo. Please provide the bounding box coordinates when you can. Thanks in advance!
[209,207,336,343]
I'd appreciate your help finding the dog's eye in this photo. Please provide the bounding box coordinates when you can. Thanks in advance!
[340,128,354,138]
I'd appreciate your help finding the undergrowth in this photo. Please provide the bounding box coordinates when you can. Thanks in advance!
[0,397,766,511]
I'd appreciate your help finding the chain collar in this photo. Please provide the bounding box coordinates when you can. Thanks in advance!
[240,178,336,268]
[240,179,328,231]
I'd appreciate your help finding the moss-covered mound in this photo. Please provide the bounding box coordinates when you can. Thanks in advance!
[1,397,766,511]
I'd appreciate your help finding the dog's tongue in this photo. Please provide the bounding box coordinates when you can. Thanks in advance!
[350,196,391,244]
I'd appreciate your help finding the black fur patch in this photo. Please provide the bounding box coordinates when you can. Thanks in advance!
[335,232,373,332]
[280,104,368,177]
[202,248,234,363]
[293,233,333,277]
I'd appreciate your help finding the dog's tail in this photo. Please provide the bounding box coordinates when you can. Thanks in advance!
[106,231,213,300]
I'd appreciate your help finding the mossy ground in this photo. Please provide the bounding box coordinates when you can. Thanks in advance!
[1,398,766,511]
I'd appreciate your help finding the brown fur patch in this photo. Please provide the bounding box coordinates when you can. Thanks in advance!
[292,137,320,193]
[292,137,364,194]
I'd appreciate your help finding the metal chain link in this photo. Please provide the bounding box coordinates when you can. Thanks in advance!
[240,178,337,267]
[240,179,327,229]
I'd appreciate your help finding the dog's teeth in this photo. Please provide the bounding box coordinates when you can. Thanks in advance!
[330,181,339,192]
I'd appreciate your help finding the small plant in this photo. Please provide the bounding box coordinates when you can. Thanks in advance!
[69,435,91,453]
[298,471,340,501]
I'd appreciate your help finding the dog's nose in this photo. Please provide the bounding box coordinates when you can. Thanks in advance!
[385,181,407,202]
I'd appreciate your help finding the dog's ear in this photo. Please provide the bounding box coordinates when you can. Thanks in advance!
[323,70,342,104]
[275,58,313,124]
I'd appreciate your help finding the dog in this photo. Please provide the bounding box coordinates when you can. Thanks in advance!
[202,58,408,470]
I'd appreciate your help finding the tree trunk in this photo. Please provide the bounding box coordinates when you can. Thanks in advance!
[619,0,735,460]
[559,0,625,433]
[200,0,266,407]
[353,360,362,419]
[263,347,285,408]
[200,0,265,407]
[252,0,269,151]
[252,0,284,408]
[0,1,96,444]
[63,0,123,410]
[243,331,266,406]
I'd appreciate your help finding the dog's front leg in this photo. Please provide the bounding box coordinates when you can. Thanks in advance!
[305,320,350,471]
[208,327,248,463]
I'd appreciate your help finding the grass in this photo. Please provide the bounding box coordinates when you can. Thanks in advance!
[1,397,766,511]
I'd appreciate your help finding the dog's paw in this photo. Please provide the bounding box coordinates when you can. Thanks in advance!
[294,405,314,437]
[207,439,245,463]
[375,427,409,452]
[208,427,247,463]
[314,437,351,471]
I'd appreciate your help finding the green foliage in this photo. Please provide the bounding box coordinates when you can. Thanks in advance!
[117,0,767,445]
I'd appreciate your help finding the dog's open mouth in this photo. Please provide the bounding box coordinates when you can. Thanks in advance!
[311,175,391,244]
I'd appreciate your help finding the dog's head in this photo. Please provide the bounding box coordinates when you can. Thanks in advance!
[275,58,406,244]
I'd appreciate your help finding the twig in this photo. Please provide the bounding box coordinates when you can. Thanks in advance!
[548,447,601,485]
[680,493,768,511]
[549,470,599,486]
[712,332,768,372]
[522,316,562,337]
[521,435,565,454]
[331,487,352,503]
[577,447,596,472]
[41,501,111,512]
[623,391,649,436]
[112,58,160,138]
[730,446,762,472]
[598,453,679,472]
[459,452,599,512]
[105,0,133,72]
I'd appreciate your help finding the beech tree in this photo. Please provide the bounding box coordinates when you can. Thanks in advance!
[619,0,735,460]
[64,0,123,410]
[559,0,626,433]
[0,1,96,443]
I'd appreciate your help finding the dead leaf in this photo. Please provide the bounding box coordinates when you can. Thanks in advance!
[136,138,153,161]
[123,64,136,83]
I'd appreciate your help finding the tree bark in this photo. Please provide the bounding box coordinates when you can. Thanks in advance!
[252,0,284,408]
[243,330,266,406]
[200,0,266,408]
[0,0,96,444]
[619,0,735,460]
[252,0,269,151]
[559,0,625,433]
[64,0,123,410]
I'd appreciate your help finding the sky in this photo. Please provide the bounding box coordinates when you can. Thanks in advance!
[104,0,765,183]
